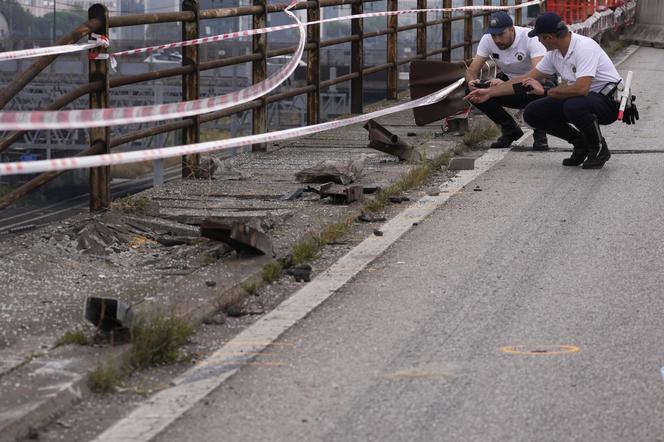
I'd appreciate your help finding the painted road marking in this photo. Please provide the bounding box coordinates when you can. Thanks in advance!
[92,148,511,442]
[499,345,581,356]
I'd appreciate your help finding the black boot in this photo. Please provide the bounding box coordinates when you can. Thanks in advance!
[490,125,524,149]
[532,129,549,151]
[543,121,588,166]
[580,118,611,169]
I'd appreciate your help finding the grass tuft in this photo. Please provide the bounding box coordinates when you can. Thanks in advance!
[291,237,320,265]
[129,314,193,369]
[261,261,282,283]
[88,364,120,394]
[56,329,89,346]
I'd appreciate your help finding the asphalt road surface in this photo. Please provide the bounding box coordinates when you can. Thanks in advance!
[148,48,664,442]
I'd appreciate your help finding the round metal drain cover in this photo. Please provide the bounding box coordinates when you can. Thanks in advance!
[499,344,580,355]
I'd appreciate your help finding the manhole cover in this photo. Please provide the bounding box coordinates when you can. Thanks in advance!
[499,345,580,355]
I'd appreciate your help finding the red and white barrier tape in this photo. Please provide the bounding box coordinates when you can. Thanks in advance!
[0,34,109,62]
[0,5,304,131]
[0,78,464,176]
[112,1,542,59]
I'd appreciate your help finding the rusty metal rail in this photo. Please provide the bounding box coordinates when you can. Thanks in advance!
[0,0,541,211]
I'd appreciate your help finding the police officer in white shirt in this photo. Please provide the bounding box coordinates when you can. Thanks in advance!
[465,12,622,169]
[465,11,549,150]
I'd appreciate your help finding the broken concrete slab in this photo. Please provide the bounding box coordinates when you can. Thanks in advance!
[200,218,274,256]
[364,119,423,162]
[448,157,476,171]
[295,159,364,185]
[319,183,364,204]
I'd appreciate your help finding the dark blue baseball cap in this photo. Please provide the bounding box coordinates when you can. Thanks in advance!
[528,12,567,37]
[486,11,513,35]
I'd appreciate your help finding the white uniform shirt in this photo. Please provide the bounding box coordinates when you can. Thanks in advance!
[476,26,547,79]
[535,32,622,93]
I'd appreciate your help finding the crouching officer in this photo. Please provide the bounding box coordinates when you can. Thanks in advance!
[465,12,622,169]
[465,11,549,150]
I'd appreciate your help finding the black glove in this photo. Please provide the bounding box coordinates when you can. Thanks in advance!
[623,95,640,125]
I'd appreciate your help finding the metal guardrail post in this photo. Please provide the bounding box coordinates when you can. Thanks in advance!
[442,0,452,62]
[307,1,321,125]
[484,0,492,28]
[417,0,427,58]
[252,0,268,151]
[464,0,473,60]
[351,0,363,114]
[88,4,110,212]
[515,0,523,26]
[387,0,398,99]
[182,0,200,178]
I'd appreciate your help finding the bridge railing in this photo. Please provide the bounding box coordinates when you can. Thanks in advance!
[4,0,541,211]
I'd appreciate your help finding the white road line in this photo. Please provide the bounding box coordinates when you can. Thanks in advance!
[92,148,510,442]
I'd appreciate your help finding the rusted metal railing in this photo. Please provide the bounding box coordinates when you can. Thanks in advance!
[0,0,533,211]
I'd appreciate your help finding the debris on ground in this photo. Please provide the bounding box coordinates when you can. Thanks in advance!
[389,196,410,204]
[200,217,274,256]
[281,187,305,201]
[319,183,364,204]
[364,119,423,162]
[285,264,312,282]
[295,159,364,185]
[357,213,387,223]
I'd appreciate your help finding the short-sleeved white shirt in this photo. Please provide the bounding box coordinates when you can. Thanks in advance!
[476,26,547,79]
[535,33,622,93]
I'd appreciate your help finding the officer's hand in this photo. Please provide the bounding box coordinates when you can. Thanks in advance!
[488,78,504,87]
[468,79,480,91]
[522,78,544,95]
[464,88,492,104]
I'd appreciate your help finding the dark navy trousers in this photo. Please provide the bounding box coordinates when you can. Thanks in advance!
[523,92,619,130]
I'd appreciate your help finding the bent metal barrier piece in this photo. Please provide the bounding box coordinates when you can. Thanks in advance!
[0,78,464,176]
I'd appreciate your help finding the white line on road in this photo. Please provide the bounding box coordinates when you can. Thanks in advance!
[92,148,511,442]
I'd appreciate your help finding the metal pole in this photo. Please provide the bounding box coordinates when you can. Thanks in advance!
[307,1,320,125]
[387,0,398,100]
[88,3,110,212]
[181,0,200,178]
[53,0,56,44]
[442,0,452,62]
[464,0,473,61]
[350,0,363,114]
[252,0,268,151]
[416,0,427,58]
[515,0,523,26]
[154,81,165,187]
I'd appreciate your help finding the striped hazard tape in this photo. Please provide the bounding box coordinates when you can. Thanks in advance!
[0,34,109,61]
[0,78,464,176]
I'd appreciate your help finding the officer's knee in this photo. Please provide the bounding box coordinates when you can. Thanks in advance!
[523,105,543,129]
